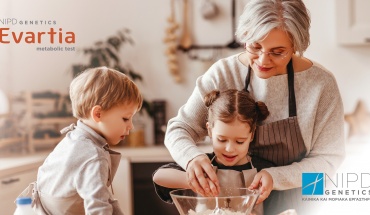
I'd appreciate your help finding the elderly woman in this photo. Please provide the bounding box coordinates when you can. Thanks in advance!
[164,0,345,214]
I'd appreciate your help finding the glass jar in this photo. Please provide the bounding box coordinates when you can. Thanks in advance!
[127,116,145,147]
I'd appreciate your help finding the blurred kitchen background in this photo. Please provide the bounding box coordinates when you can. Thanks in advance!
[1,0,370,214]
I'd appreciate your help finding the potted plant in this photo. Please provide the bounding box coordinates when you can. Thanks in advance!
[71,28,152,117]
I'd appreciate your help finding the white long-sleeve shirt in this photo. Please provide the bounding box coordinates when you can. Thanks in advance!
[165,53,345,190]
[37,120,121,214]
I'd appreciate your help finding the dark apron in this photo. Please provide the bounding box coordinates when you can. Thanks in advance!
[245,59,307,215]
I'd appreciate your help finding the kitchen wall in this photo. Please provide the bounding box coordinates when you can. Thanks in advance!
[1,0,369,144]
[304,0,370,113]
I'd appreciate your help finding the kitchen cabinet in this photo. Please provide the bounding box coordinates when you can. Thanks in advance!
[112,147,177,215]
[336,0,370,45]
[112,158,132,215]
[131,162,178,215]
[112,145,212,215]
[0,167,38,215]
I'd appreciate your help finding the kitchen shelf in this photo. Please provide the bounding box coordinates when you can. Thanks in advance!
[24,91,75,153]
[32,117,75,125]
[0,137,24,148]
[31,136,64,146]
[0,93,27,154]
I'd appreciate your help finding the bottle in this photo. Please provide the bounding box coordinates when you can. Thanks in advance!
[152,100,166,145]
[14,197,36,215]
[127,116,146,147]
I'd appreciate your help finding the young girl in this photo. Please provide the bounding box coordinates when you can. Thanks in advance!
[153,89,270,213]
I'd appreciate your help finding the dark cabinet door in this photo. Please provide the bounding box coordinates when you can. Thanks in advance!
[132,162,179,215]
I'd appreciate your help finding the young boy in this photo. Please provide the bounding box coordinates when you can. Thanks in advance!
[32,67,142,214]
[153,89,271,214]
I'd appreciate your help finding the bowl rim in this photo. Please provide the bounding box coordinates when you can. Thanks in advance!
[169,187,260,199]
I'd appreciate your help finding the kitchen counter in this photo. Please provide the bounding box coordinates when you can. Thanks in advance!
[0,151,50,178]
[114,144,212,163]
[0,144,212,178]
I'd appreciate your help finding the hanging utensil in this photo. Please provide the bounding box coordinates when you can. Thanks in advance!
[180,0,192,50]
[201,0,219,20]
[163,0,182,82]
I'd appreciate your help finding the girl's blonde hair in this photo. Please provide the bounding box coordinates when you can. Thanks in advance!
[70,67,143,119]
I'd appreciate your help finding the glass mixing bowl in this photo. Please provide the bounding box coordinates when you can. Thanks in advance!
[170,187,260,215]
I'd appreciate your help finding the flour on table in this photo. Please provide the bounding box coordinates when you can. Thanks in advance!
[187,209,245,215]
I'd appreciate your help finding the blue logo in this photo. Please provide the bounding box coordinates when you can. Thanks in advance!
[302,173,324,195]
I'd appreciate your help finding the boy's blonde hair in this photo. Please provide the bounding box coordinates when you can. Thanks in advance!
[70,67,143,119]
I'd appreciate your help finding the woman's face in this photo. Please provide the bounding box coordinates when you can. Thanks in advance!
[245,28,294,79]
[207,119,253,166]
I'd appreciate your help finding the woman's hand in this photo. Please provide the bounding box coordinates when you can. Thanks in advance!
[186,154,220,196]
[248,170,273,204]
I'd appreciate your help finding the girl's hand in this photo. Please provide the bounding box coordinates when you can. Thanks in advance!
[248,170,273,204]
[186,154,220,196]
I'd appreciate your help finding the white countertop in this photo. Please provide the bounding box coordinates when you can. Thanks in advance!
[115,145,212,162]
[0,145,212,178]
[0,151,50,178]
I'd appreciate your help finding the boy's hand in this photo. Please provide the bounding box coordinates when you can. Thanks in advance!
[186,154,220,196]
[248,170,273,204]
